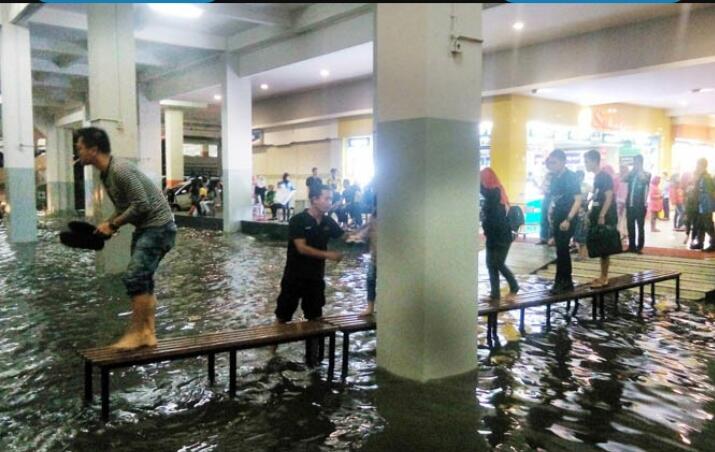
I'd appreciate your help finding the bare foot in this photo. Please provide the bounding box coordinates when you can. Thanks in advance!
[110,329,157,351]
[589,278,605,288]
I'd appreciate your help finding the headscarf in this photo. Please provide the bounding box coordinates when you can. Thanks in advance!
[480,168,510,207]
[651,176,661,187]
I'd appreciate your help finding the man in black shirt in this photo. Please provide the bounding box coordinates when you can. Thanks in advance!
[305,167,323,195]
[546,150,582,294]
[623,155,651,253]
[275,184,346,324]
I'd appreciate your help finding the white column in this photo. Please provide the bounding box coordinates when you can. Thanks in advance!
[45,123,76,215]
[138,93,163,189]
[1,5,37,242]
[374,4,482,381]
[87,4,138,274]
[221,58,253,233]
[164,109,184,188]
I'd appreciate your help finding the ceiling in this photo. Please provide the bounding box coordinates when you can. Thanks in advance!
[481,3,709,52]
[525,62,715,116]
[2,3,715,123]
[173,42,373,105]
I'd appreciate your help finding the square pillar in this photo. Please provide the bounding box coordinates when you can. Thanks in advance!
[164,109,184,188]
[1,7,37,242]
[374,4,482,381]
[221,58,253,233]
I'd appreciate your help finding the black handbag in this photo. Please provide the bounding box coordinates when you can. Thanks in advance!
[587,224,622,258]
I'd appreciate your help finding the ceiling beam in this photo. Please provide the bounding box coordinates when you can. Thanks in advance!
[7,3,43,27]
[482,5,715,94]
[30,35,167,68]
[29,7,226,51]
[32,58,88,77]
[203,4,292,27]
[227,3,372,52]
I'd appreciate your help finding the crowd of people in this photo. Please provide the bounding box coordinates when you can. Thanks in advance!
[537,155,715,254]
[482,150,715,300]
[252,167,376,230]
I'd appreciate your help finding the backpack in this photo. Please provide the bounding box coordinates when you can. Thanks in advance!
[506,205,525,234]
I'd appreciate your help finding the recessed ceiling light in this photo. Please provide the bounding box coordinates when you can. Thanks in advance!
[320,69,330,78]
[213,94,222,101]
[692,88,715,93]
[678,100,688,107]
[149,4,203,19]
[513,22,525,31]
[260,83,269,90]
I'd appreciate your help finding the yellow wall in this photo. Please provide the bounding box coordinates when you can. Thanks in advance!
[338,115,373,138]
[484,95,582,204]
[591,103,672,173]
[672,124,715,144]
[485,96,674,203]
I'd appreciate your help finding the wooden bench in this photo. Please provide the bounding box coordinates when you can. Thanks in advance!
[81,321,338,421]
[478,270,681,348]
[322,314,377,380]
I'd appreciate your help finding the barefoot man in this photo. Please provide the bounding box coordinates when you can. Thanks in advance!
[75,127,176,350]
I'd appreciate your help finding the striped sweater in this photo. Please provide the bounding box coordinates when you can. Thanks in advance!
[100,157,174,229]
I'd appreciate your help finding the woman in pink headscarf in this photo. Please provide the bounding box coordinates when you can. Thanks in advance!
[648,176,663,232]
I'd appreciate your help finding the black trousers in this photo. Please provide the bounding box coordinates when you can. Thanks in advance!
[696,213,715,247]
[553,222,575,289]
[486,243,519,298]
[662,199,670,220]
[626,206,647,251]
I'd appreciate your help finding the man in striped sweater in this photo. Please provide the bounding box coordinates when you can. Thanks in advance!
[75,127,177,350]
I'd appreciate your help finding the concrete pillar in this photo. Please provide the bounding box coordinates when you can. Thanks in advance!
[164,109,184,187]
[138,93,163,189]
[374,4,482,381]
[221,58,253,233]
[46,124,76,215]
[87,4,138,274]
[1,6,37,242]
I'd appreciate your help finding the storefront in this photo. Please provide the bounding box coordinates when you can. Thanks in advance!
[671,139,715,176]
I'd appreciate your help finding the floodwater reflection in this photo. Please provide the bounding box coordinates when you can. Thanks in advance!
[0,220,714,450]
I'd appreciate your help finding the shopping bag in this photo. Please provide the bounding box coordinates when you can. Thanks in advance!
[587,224,622,258]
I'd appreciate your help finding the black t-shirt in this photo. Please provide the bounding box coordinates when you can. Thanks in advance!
[590,171,617,225]
[549,168,581,223]
[306,176,323,193]
[284,210,344,280]
[343,186,359,204]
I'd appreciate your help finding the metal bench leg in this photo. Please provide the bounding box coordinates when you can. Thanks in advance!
[614,291,619,314]
[229,350,236,398]
[486,316,493,349]
[572,299,579,317]
[519,308,525,334]
[84,360,93,403]
[639,285,645,313]
[490,314,500,347]
[208,353,215,386]
[341,333,350,380]
[318,336,325,363]
[599,294,605,319]
[327,334,336,382]
[566,300,571,312]
[676,276,681,310]
[546,304,551,331]
[101,368,109,422]
[592,296,597,320]
[651,283,656,308]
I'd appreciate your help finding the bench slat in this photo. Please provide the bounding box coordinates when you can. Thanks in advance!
[478,270,680,315]
[82,321,337,367]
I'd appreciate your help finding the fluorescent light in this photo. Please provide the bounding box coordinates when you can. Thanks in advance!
[678,100,688,107]
[692,88,715,93]
[260,83,269,90]
[149,4,203,19]
[320,69,330,78]
[513,21,524,31]
[213,94,222,101]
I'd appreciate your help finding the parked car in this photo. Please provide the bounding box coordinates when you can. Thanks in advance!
[167,179,193,211]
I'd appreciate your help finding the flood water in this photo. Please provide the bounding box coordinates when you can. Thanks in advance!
[1,220,714,451]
